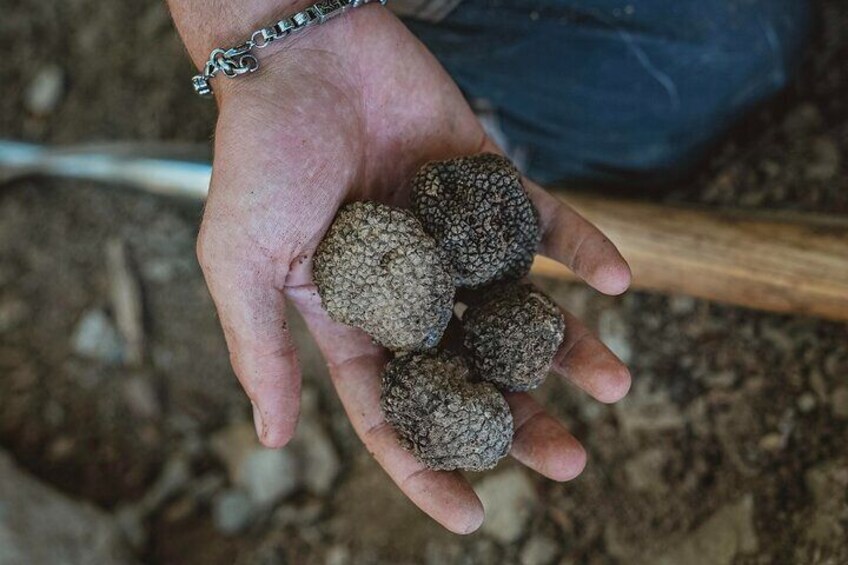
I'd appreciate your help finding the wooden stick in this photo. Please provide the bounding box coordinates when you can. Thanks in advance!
[532,192,848,322]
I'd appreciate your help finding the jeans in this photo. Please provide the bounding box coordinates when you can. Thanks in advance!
[406,0,811,185]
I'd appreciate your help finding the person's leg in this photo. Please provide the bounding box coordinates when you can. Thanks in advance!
[405,0,811,185]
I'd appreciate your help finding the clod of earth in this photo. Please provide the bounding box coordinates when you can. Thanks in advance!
[313,201,455,352]
[411,153,541,289]
[463,284,565,392]
[381,351,513,472]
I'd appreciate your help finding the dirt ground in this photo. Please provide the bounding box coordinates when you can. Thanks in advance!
[1,1,847,564]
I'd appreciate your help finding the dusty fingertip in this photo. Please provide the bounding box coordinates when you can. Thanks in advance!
[551,442,588,482]
[253,404,297,448]
[593,259,632,296]
[458,503,485,535]
[595,365,632,404]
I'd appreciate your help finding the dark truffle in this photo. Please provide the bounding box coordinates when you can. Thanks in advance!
[463,284,566,392]
[381,351,513,471]
[313,202,455,352]
[411,153,541,288]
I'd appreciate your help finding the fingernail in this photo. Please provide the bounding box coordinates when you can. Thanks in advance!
[252,402,265,440]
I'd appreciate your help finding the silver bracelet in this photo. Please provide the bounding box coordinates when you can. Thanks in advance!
[192,0,388,98]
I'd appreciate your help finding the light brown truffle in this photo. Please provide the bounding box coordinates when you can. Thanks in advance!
[463,284,566,392]
[313,202,454,352]
[381,351,513,472]
[411,153,541,288]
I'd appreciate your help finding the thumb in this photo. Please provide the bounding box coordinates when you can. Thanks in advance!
[197,231,302,448]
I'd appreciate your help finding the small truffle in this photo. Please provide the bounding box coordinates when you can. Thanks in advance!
[381,351,513,471]
[411,153,541,288]
[313,202,454,351]
[463,284,566,392]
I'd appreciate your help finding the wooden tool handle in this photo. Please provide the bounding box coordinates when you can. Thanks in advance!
[532,192,848,322]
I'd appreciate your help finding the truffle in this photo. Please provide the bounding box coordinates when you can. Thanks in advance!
[381,351,513,471]
[463,284,566,392]
[313,202,454,351]
[411,153,541,288]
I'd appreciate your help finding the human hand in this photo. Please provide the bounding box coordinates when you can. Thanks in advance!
[173,2,632,533]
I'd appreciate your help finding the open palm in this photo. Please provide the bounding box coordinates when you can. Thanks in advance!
[200,6,632,533]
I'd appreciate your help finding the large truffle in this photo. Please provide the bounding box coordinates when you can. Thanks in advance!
[381,351,513,471]
[313,202,454,351]
[463,284,566,392]
[411,153,541,288]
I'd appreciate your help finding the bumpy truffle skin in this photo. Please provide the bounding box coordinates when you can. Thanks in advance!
[463,284,566,392]
[411,153,541,288]
[313,202,455,352]
[381,351,513,472]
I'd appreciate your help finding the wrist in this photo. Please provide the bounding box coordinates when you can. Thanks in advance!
[169,0,388,103]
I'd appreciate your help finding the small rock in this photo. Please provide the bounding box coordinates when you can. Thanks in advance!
[702,370,737,389]
[0,449,135,564]
[211,421,300,507]
[804,137,841,181]
[803,460,848,544]
[831,387,848,420]
[71,309,125,364]
[616,380,684,434]
[25,65,65,115]
[782,103,823,134]
[289,388,340,497]
[476,468,538,544]
[325,545,350,565]
[668,295,696,315]
[520,535,559,565]
[598,309,632,363]
[796,393,817,414]
[213,489,254,534]
[122,376,161,419]
[758,433,785,452]
[0,298,28,332]
[624,448,669,493]
[650,495,758,565]
[241,449,298,507]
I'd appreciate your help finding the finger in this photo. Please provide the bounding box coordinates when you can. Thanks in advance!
[527,181,632,296]
[289,286,485,534]
[475,139,631,296]
[553,308,632,404]
[505,392,587,482]
[198,233,302,448]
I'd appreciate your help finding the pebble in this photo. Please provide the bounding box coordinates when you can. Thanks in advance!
[476,468,538,544]
[804,137,841,181]
[325,545,351,565]
[122,376,161,419]
[624,448,669,492]
[598,309,632,364]
[211,421,300,508]
[25,65,65,115]
[0,298,28,333]
[831,387,848,420]
[213,489,254,534]
[71,309,125,364]
[796,393,817,414]
[520,535,559,565]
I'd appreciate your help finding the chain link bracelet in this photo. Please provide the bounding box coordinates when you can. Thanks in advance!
[192,0,388,97]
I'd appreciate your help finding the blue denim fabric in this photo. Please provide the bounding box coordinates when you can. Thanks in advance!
[406,0,811,185]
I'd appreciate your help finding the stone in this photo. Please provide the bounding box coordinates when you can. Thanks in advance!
[624,448,669,493]
[796,392,817,414]
[598,308,632,364]
[803,460,848,544]
[476,468,538,544]
[288,387,340,496]
[122,376,161,419]
[325,545,351,565]
[0,298,28,332]
[212,489,254,534]
[25,65,65,115]
[520,535,559,565]
[0,450,135,564]
[615,380,684,434]
[831,387,848,420]
[211,421,300,507]
[804,137,841,181]
[649,495,758,565]
[71,309,125,364]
